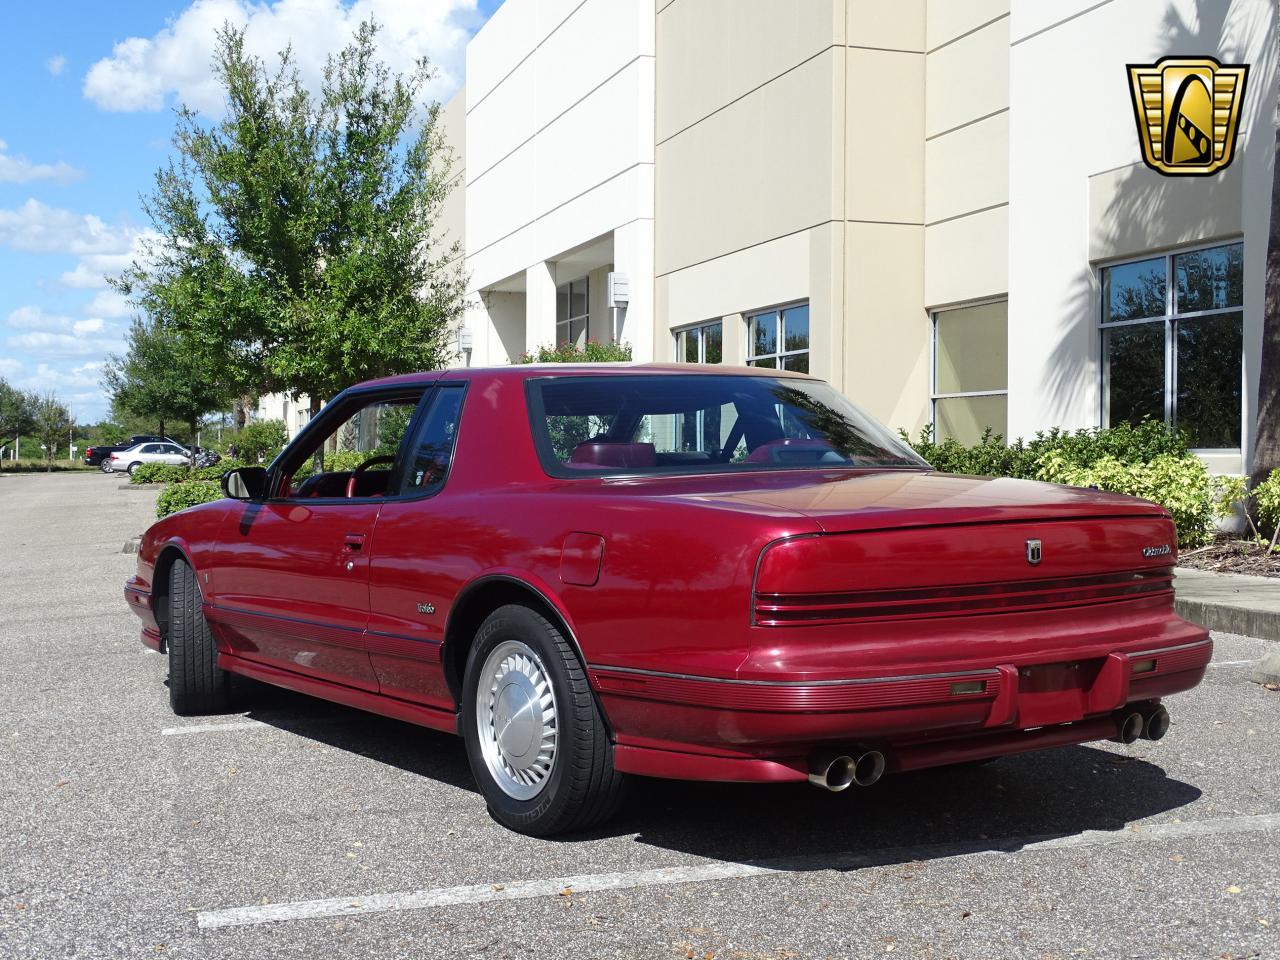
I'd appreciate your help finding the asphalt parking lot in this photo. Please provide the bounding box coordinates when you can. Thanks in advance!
[2,471,1278,960]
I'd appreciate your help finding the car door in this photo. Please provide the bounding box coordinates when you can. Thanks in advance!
[366,384,468,710]
[205,386,433,691]
[164,444,190,465]
[134,443,162,467]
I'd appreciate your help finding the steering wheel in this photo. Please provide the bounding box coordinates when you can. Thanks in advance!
[345,455,396,498]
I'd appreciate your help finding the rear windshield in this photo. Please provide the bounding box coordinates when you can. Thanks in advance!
[526,374,927,476]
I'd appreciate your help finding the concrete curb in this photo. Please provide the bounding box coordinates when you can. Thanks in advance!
[1174,598,1280,644]
[1253,650,1280,685]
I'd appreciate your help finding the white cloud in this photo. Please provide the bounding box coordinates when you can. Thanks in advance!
[7,305,76,332]
[83,0,479,114]
[46,55,67,76]
[0,199,135,256]
[0,140,82,184]
[74,318,106,335]
[84,288,133,318]
[0,357,20,379]
[59,229,159,290]
[6,330,121,358]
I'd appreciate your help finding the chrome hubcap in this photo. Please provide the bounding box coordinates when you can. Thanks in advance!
[476,640,558,800]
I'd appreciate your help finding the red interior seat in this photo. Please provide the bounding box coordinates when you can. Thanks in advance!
[568,442,657,468]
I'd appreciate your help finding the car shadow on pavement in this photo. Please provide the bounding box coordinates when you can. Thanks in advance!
[231,679,1202,871]
[611,746,1202,870]
[232,679,481,794]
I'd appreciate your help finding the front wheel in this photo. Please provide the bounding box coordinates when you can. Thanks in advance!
[167,557,232,715]
[127,462,139,476]
[461,605,626,836]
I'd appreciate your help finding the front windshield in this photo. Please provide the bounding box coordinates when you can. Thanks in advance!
[527,374,928,476]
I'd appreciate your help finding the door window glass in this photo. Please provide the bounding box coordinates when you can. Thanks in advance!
[278,392,423,498]
[400,388,465,495]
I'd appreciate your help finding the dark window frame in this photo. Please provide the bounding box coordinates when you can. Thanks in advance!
[263,381,467,506]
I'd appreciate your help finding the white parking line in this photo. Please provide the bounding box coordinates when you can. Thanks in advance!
[1208,659,1257,667]
[196,811,1280,930]
[161,720,269,736]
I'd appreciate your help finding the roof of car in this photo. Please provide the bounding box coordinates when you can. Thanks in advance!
[356,362,815,390]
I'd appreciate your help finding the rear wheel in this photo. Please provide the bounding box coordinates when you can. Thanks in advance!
[167,557,231,715]
[461,604,626,835]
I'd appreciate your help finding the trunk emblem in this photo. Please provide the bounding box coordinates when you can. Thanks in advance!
[1026,539,1043,565]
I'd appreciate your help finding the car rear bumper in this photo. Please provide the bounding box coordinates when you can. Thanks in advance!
[594,629,1211,783]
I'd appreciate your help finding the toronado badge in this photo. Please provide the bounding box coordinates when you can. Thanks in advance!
[1127,56,1248,176]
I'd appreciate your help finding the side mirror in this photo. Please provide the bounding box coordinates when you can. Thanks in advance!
[222,466,269,501]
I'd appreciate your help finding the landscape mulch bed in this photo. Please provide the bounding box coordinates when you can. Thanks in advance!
[1177,536,1280,579]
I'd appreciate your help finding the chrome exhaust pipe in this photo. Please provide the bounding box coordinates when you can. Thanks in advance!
[808,752,857,792]
[1111,710,1144,744]
[850,749,886,787]
[1141,705,1170,741]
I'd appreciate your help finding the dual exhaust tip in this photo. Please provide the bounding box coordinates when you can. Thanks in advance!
[1112,704,1171,744]
[808,748,885,792]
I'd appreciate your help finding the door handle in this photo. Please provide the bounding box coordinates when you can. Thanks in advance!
[342,534,366,553]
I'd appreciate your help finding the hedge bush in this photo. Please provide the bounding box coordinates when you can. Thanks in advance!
[900,420,1278,548]
[130,458,248,485]
[1037,452,1219,548]
[900,420,1190,480]
[156,480,223,519]
[130,463,189,484]
[518,340,633,363]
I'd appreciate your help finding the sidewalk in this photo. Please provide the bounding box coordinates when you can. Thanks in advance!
[1174,567,1280,642]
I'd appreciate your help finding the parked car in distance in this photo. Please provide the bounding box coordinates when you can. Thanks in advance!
[85,435,182,467]
[107,441,191,475]
[125,365,1210,835]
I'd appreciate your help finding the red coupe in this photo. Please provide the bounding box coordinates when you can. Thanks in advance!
[125,365,1210,835]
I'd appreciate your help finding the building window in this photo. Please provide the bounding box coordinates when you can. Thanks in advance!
[556,276,589,348]
[746,303,809,372]
[1101,241,1243,450]
[673,321,723,364]
[931,300,1009,444]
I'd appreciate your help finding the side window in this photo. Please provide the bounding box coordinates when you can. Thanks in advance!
[141,444,161,454]
[399,387,464,496]
[277,391,424,499]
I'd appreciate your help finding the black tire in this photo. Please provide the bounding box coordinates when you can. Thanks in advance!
[167,558,231,715]
[127,462,139,476]
[461,604,627,836]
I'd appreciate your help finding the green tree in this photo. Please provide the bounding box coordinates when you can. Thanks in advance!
[103,318,233,462]
[112,21,466,422]
[31,393,73,473]
[0,379,36,473]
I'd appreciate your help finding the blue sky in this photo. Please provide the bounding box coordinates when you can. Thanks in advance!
[0,0,500,423]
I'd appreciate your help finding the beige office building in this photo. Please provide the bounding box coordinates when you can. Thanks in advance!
[438,0,1275,475]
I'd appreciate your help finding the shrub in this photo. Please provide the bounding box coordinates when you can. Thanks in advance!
[518,340,633,363]
[900,419,1190,481]
[193,458,247,481]
[1217,470,1280,549]
[1255,471,1280,542]
[235,419,288,463]
[1037,452,1217,548]
[130,463,189,485]
[900,428,1037,479]
[156,480,223,519]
